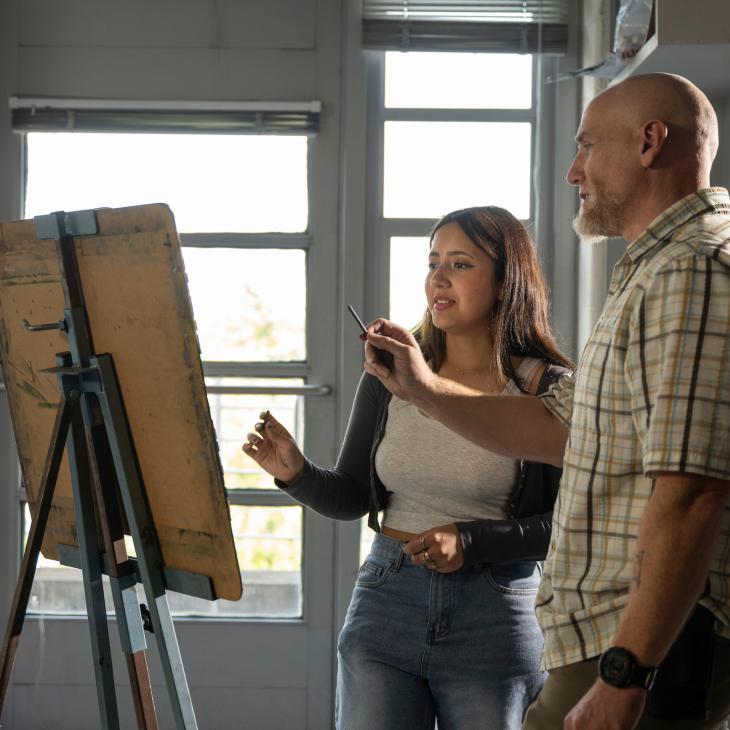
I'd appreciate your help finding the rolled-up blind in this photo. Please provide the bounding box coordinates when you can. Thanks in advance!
[362,1,569,53]
[10,98,321,135]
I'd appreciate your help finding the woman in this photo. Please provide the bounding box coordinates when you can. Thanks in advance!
[242,206,573,729]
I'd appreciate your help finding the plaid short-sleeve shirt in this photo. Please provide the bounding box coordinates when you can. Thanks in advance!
[537,188,730,671]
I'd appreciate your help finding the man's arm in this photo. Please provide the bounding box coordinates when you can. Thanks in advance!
[565,472,730,730]
[403,378,567,467]
[363,319,569,467]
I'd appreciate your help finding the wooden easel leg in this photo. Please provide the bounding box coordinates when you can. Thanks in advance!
[67,402,120,729]
[0,396,75,718]
[127,651,158,729]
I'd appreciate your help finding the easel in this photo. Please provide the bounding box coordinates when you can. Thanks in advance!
[0,210,211,729]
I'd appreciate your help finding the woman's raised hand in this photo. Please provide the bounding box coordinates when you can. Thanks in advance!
[242,411,305,485]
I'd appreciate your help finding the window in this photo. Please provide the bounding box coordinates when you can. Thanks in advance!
[22,131,313,618]
[375,51,535,329]
[361,51,536,561]
[389,236,430,327]
[381,51,533,223]
[384,52,532,109]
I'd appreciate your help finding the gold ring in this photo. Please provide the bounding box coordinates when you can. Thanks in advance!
[423,550,431,562]
[420,536,426,550]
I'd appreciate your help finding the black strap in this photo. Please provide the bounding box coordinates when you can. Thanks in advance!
[536,363,569,396]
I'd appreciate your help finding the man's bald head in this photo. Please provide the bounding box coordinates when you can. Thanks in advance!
[592,73,718,173]
[568,74,719,241]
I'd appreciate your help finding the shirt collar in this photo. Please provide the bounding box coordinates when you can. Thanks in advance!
[624,187,730,264]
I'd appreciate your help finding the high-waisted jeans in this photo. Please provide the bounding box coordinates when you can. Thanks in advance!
[336,533,546,730]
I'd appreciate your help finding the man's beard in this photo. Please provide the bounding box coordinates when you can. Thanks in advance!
[573,185,624,243]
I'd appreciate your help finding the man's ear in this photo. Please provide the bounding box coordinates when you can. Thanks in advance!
[639,119,669,168]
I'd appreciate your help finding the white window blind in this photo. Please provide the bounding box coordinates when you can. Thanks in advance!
[10,98,321,135]
[362,1,569,52]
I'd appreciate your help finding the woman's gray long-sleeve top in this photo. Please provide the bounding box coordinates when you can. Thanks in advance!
[277,364,569,565]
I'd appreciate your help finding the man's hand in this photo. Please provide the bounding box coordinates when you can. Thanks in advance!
[362,318,436,405]
[564,680,646,730]
[402,523,464,573]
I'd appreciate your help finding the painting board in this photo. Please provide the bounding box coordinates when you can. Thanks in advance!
[0,204,242,601]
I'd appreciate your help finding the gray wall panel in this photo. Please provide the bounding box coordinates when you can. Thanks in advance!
[215,0,317,50]
[711,93,730,189]
[19,0,316,50]
[11,684,307,730]
[19,0,213,49]
[17,47,318,99]
[12,684,139,730]
[177,687,307,730]
[12,619,309,688]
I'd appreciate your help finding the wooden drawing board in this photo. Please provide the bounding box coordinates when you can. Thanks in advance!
[0,204,242,601]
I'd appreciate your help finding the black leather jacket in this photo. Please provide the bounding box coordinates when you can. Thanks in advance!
[278,364,569,566]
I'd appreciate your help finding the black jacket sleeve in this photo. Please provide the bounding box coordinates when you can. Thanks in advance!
[454,364,569,566]
[274,373,382,521]
[457,514,552,565]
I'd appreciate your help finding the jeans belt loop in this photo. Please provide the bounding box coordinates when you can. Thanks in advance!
[392,545,404,572]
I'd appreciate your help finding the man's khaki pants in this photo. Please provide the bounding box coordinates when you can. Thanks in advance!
[523,653,730,730]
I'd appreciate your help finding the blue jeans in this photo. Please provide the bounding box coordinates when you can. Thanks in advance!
[336,533,546,730]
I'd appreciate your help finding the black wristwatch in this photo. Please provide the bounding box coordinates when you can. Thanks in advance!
[598,647,658,690]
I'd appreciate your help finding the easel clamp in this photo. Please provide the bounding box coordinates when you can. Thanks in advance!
[34,209,98,240]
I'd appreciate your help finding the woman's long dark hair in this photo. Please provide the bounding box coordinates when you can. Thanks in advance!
[414,206,574,392]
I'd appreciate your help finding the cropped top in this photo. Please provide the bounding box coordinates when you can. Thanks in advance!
[378,358,543,532]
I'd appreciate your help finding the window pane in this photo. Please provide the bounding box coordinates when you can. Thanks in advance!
[390,237,430,329]
[24,504,303,618]
[205,377,305,489]
[171,505,302,618]
[25,132,308,233]
[383,121,531,220]
[23,505,84,615]
[385,52,532,109]
[183,248,306,362]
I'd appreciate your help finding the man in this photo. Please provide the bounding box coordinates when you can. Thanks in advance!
[361,73,730,729]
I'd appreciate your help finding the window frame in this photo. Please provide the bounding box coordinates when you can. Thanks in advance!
[14,130,329,621]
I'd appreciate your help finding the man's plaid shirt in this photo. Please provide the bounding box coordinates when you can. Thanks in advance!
[537,188,730,671]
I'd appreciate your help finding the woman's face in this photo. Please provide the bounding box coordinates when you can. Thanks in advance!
[425,221,501,336]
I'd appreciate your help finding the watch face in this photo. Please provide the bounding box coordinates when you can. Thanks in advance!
[600,648,631,686]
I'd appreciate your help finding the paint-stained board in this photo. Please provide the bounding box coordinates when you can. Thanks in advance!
[0,204,242,601]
